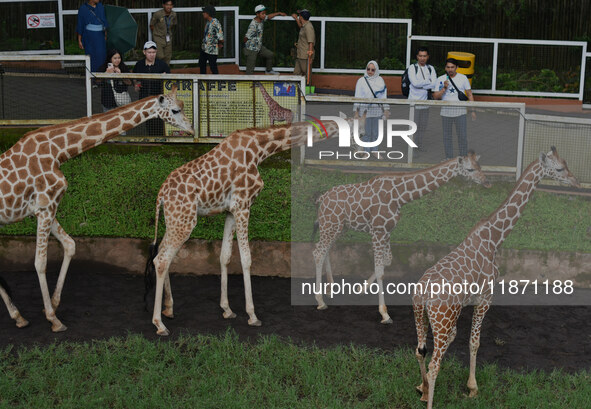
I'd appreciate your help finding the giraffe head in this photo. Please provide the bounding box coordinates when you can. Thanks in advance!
[539,146,580,187]
[155,85,195,135]
[456,150,491,188]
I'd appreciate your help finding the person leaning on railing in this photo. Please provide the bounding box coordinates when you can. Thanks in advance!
[243,4,286,75]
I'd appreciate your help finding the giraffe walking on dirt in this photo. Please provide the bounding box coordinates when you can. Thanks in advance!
[412,147,579,409]
[313,152,491,323]
[0,86,193,332]
[144,116,355,336]
[254,82,294,124]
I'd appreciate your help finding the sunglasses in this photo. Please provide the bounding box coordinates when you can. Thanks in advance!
[367,68,375,72]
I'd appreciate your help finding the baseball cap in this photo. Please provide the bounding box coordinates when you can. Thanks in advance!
[297,9,311,20]
[254,4,266,13]
[143,41,157,50]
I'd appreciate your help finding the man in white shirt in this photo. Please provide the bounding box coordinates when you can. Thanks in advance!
[408,47,437,151]
[433,57,476,159]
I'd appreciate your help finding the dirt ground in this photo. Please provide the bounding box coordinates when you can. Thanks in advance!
[1,262,590,374]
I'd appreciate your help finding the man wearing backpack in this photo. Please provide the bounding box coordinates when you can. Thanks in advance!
[406,47,437,152]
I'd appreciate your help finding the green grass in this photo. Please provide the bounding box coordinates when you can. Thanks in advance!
[0,332,589,409]
[1,129,590,251]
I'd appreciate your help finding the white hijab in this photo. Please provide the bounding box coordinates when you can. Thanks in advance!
[362,60,387,97]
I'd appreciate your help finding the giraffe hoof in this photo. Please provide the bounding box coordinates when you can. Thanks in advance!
[16,317,30,328]
[248,318,262,327]
[162,309,174,319]
[51,323,67,332]
[156,328,170,336]
[380,318,393,324]
[468,390,478,398]
[317,304,328,310]
[415,384,424,394]
[223,311,237,319]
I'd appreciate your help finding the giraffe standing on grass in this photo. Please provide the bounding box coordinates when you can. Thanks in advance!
[412,147,579,409]
[0,86,193,332]
[313,152,491,324]
[254,81,294,124]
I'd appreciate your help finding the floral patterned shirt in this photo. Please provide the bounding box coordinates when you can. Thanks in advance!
[201,18,224,55]
[244,18,266,52]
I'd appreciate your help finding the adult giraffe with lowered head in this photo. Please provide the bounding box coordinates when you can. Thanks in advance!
[0,85,193,332]
[413,147,579,409]
[144,115,359,336]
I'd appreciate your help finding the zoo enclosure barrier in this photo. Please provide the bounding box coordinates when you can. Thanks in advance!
[301,95,591,188]
[3,1,589,100]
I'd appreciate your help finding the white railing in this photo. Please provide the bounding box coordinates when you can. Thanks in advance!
[411,35,588,101]
[237,15,412,75]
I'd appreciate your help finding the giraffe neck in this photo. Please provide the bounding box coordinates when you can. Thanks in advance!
[257,84,275,107]
[397,159,459,203]
[250,120,340,164]
[483,161,543,249]
[42,97,159,164]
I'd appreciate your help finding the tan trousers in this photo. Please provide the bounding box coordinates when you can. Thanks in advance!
[156,40,172,66]
[294,58,309,76]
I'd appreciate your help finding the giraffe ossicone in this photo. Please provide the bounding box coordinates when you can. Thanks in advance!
[312,151,491,324]
[412,147,579,409]
[0,85,193,332]
[143,116,358,336]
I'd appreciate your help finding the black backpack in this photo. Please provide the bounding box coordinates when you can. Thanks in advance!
[401,64,432,97]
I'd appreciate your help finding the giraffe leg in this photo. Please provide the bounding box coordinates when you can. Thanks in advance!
[467,300,490,398]
[0,282,29,328]
[424,304,461,408]
[35,213,67,332]
[373,232,392,324]
[312,232,332,310]
[413,301,429,395]
[49,219,75,311]
[162,272,174,318]
[233,210,261,326]
[324,256,335,285]
[220,213,237,319]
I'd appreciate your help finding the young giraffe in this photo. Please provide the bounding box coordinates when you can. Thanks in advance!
[313,152,491,323]
[0,85,193,332]
[413,147,579,409]
[144,116,356,336]
[254,82,294,124]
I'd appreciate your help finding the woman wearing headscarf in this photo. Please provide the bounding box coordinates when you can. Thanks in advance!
[353,60,390,156]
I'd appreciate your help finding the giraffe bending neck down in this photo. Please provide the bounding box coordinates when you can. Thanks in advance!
[412,147,579,409]
[144,116,354,336]
[0,85,193,332]
[254,82,294,124]
[313,152,491,323]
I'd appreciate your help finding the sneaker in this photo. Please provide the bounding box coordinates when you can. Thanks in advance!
[266,69,279,75]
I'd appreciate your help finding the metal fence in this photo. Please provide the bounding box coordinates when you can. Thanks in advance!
[300,95,591,188]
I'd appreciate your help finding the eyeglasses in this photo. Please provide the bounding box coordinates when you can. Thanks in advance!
[367,68,375,72]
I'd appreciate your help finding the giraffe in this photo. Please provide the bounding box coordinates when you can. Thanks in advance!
[143,115,359,336]
[254,82,294,124]
[0,85,193,332]
[412,147,579,409]
[312,152,491,323]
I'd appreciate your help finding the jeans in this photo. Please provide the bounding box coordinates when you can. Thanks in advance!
[363,117,381,152]
[200,50,218,74]
[243,46,274,74]
[441,114,467,159]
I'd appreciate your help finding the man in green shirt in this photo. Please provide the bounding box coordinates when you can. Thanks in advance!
[150,0,177,66]
[243,4,286,74]
[291,9,315,77]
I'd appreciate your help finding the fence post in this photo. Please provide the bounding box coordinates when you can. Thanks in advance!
[516,104,526,180]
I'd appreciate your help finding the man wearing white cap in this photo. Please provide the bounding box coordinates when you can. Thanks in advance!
[243,4,286,74]
[133,41,171,135]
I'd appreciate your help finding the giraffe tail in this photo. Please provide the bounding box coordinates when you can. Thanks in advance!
[143,197,163,310]
[311,220,319,241]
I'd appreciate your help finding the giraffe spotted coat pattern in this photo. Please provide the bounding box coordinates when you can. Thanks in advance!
[0,86,193,332]
[145,116,355,336]
[254,82,294,124]
[313,152,491,323]
[412,147,579,409]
